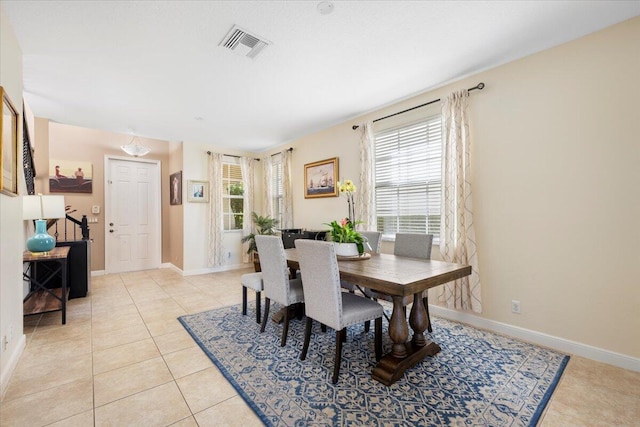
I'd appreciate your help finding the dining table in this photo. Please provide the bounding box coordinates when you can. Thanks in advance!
[285,248,472,386]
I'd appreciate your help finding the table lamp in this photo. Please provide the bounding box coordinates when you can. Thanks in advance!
[23,194,66,253]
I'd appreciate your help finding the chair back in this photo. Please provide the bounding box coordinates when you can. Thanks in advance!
[255,235,293,305]
[360,231,382,253]
[295,240,343,330]
[393,233,433,259]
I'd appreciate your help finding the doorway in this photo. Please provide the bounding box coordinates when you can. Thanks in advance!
[104,156,161,273]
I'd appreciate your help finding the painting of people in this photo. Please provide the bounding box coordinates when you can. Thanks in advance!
[49,160,93,193]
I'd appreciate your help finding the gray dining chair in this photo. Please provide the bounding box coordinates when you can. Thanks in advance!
[255,235,305,346]
[295,240,383,384]
[360,231,382,254]
[241,272,263,323]
[394,233,433,259]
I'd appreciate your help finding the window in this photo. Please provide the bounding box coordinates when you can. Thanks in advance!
[271,155,283,227]
[223,160,243,231]
[375,115,442,240]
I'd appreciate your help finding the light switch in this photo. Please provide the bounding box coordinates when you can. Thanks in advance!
[92,205,100,214]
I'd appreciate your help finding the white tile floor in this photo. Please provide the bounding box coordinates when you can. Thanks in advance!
[1,267,638,426]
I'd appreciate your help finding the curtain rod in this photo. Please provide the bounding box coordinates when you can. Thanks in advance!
[352,82,485,130]
[206,147,293,160]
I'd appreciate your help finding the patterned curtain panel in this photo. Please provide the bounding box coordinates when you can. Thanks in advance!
[261,154,274,219]
[439,90,482,313]
[356,121,376,230]
[207,152,225,266]
[240,157,255,263]
[281,149,293,229]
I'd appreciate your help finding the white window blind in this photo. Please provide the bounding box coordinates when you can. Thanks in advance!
[375,115,442,240]
[222,160,244,231]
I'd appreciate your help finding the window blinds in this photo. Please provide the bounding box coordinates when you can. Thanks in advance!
[375,115,442,239]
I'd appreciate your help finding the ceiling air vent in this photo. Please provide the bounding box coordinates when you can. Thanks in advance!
[219,25,270,59]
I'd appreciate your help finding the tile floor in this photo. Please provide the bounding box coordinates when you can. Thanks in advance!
[1,267,638,426]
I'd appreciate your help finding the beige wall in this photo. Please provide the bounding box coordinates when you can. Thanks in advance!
[269,17,640,359]
[38,123,172,271]
[168,141,184,270]
[0,5,25,395]
[181,141,261,273]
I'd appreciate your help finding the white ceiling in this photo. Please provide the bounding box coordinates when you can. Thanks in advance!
[3,1,640,152]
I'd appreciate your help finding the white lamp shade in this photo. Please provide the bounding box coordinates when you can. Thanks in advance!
[23,196,43,220]
[42,195,66,219]
[23,195,66,220]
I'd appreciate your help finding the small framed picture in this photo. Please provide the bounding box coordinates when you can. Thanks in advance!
[170,171,182,205]
[304,157,338,198]
[187,180,209,203]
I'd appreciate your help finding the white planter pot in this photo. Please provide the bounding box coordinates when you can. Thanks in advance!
[333,242,359,257]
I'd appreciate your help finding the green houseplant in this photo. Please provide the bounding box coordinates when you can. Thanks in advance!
[325,218,365,256]
[241,212,279,271]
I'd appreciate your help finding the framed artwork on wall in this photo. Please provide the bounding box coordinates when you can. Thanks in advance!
[188,180,209,203]
[170,171,182,205]
[1,86,19,196]
[49,160,93,193]
[304,157,338,198]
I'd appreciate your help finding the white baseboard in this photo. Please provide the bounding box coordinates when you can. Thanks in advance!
[429,305,640,373]
[91,270,105,276]
[182,263,249,276]
[1,334,26,399]
[161,263,183,275]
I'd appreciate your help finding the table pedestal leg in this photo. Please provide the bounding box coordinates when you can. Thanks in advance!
[409,292,428,347]
[389,296,408,358]
[372,293,441,386]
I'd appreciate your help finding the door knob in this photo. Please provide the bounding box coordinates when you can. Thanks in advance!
[109,230,114,233]
[109,222,114,226]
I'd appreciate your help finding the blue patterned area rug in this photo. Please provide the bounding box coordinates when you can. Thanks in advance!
[178,303,568,426]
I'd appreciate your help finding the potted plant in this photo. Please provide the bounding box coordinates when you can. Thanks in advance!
[241,212,279,271]
[325,218,365,256]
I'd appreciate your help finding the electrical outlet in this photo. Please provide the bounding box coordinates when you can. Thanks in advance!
[511,300,521,314]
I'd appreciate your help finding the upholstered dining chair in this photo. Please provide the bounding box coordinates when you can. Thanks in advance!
[241,272,263,323]
[360,231,382,254]
[255,235,305,347]
[295,240,383,384]
[394,232,433,259]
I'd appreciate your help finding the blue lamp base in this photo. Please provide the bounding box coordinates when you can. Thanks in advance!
[27,219,56,252]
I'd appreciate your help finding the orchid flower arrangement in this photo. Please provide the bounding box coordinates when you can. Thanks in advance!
[337,179,356,223]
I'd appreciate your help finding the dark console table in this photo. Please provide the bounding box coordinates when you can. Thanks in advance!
[23,246,70,324]
[33,240,91,299]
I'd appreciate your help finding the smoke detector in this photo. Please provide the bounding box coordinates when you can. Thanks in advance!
[219,25,271,59]
[317,2,334,15]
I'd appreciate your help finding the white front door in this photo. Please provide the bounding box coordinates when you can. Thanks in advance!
[105,157,161,273]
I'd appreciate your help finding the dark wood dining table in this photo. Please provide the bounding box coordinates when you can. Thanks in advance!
[285,248,472,386]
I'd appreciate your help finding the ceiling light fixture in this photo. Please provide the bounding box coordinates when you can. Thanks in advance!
[317,1,334,15]
[121,134,151,157]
